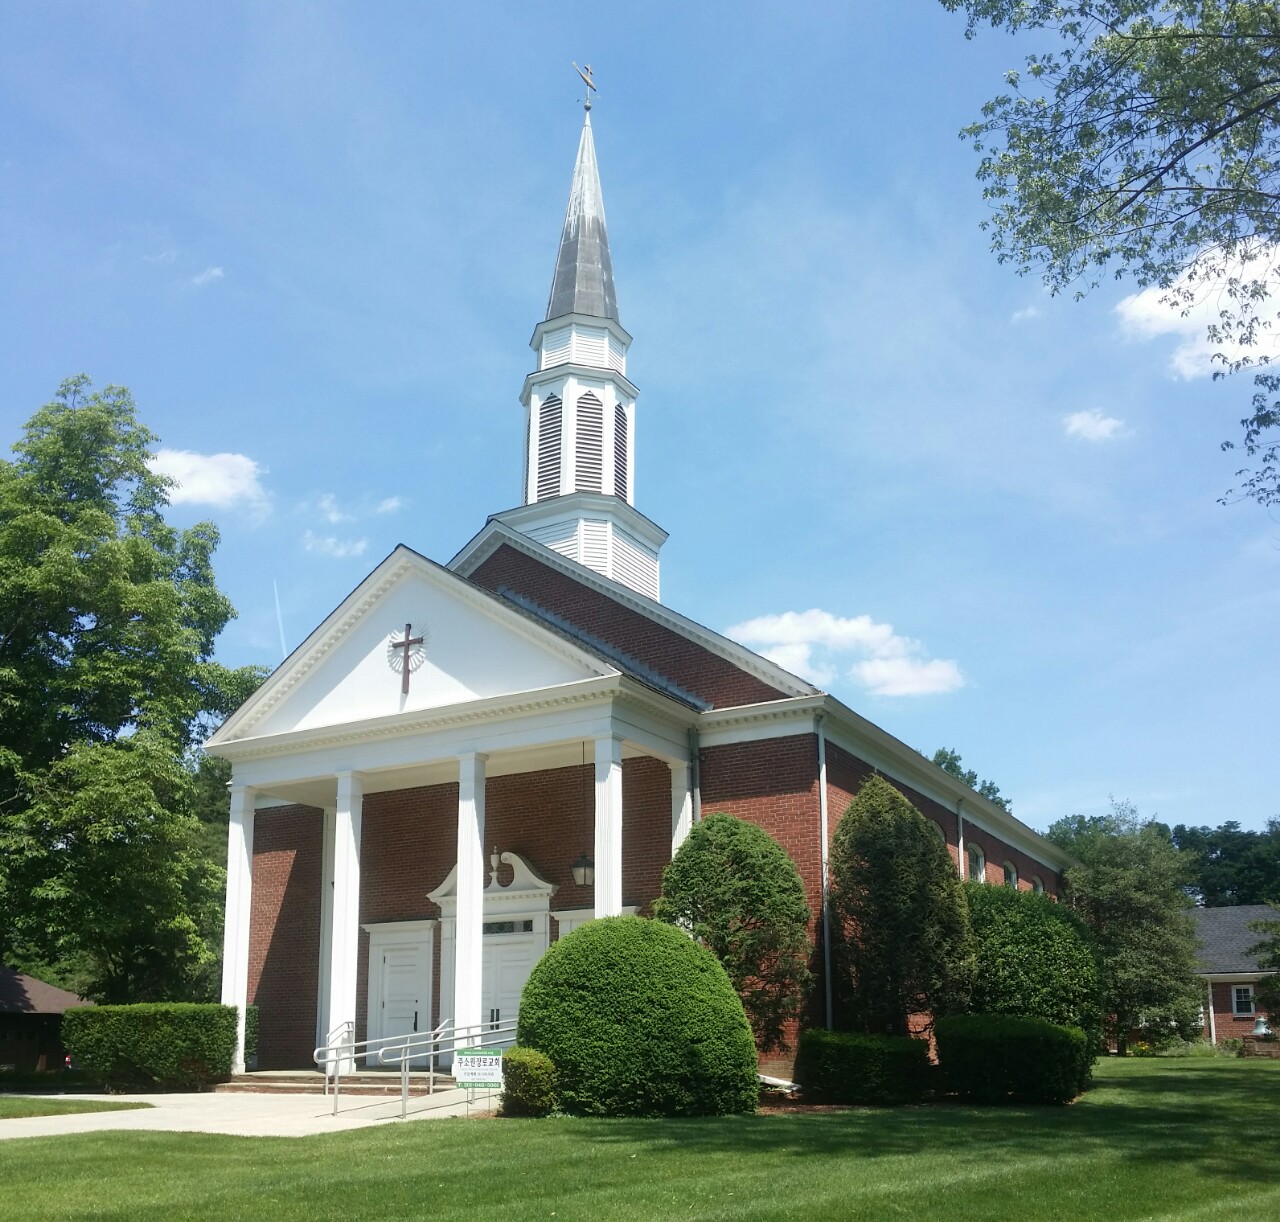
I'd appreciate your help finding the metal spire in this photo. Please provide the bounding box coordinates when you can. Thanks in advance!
[545,66,618,322]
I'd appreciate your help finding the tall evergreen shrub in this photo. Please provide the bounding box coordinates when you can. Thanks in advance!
[829,775,974,1034]
[965,882,1105,1052]
[654,813,812,1052]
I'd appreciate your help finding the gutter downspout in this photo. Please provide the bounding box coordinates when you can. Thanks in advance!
[957,798,966,880]
[1207,979,1217,1045]
[816,713,833,1030]
[688,728,702,824]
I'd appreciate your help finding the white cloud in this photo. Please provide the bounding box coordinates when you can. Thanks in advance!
[143,249,176,265]
[317,493,353,523]
[191,265,224,287]
[375,495,407,515]
[727,608,965,697]
[149,449,269,516]
[303,530,367,558]
[1064,409,1125,442]
[1116,249,1280,377]
[1011,305,1041,323]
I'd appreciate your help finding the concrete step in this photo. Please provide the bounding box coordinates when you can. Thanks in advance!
[216,1071,456,1097]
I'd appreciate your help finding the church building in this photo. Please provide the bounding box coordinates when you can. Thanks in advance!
[210,102,1071,1077]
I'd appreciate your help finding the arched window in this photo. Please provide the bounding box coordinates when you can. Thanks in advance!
[575,392,604,492]
[1031,876,1045,895]
[613,403,628,499]
[536,395,563,501]
[929,821,946,841]
[966,843,985,883]
[1003,861,1018,889]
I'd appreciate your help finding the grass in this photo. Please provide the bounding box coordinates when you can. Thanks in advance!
[0,1097,150,1119]
[0,1059,1277,1220]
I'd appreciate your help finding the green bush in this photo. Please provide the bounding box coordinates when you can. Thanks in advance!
[517,916,758,1117]
[793,1028,931,1105]
[935,1013,1090,1104]
[499,1046,558,1117]
[244,1004,259,1068]
[62,1003,238,1089]
[964,882,1105,1053]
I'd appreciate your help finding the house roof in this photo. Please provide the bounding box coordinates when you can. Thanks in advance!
[0,968,92,1015]
[1193,905,1277,974]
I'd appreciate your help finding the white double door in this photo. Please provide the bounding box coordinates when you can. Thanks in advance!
[367,922,435,1067]
[481,936,540,1030]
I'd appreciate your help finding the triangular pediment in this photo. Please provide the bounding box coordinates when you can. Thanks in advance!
[208,547,616,744]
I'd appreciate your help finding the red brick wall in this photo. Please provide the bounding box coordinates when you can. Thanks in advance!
[248,805,323,1070]
[468,543,788,709]
[1210,981,1270,1041]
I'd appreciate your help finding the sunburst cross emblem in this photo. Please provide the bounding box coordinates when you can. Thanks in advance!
[387,622,428,695]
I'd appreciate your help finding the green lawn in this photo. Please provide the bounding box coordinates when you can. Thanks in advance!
[0,1097,150,1119]
[1,1059,1276,1220]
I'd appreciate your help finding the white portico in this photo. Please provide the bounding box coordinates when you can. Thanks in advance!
[210,545,698,1073]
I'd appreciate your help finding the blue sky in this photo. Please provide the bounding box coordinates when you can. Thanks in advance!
[2,2,1276,833]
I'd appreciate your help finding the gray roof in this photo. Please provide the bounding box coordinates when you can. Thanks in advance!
[545,112,618,323]
[1192,905,1277,974]
[0,968,92,1014]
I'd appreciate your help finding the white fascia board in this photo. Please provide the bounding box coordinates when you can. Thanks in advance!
[206,544,618,748]
[530,313,632,352]
[698,697,824,747]
[521,363,639,406]
[449,523,818,701]
[492,496,668,551]
[1202,972,1270,983]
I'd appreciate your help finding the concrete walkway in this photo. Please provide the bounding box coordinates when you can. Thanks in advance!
[0,1087,498,1141]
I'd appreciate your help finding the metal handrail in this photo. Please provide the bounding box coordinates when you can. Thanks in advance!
[379,1017,518,1120]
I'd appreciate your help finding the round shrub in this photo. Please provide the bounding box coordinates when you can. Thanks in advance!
[499,1046,558,1117]
[517,916,758,1116]
[793,1028,931,1105]
[964,881,1104,1054]
[935,1013,1090,1104]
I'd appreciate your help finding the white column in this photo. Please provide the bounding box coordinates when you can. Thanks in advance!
[454,752,487,1039]
[314,806,336,1049]
[594,734,624,918]
[670,760,693,858]
[220,784,255,1074]
[327,772,363,1073]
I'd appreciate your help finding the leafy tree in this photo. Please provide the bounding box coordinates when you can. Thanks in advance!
[654,813,812,1052]
[942,1,1280,505]
[1249,901,1280,1019]
[829,774,975,1036]
[1169,818,1280,905]
[0,735,221,1003]
[930,746,1011,811]
[1048,801,1204,1051]
[965,881,1105,1051]
[0,377,262,999]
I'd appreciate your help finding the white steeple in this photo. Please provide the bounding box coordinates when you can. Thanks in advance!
[499,100,666,601]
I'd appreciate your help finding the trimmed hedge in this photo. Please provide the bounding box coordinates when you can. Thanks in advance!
[499,1046,558,1117]
[793,1028,931,1105]
[935,1013,1090,1104]
[517,916,758,1117]
[62,1003,238,1089]
[245,1005,259,1068]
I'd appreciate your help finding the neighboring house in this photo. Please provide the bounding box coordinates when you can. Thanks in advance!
[208,104,1074,1077]
[0,968,92,1072]
[1193,905,1275,1043]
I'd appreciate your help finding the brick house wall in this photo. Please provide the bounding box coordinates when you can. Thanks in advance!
[247,805,323,1070]
[1210,980,1272,1041]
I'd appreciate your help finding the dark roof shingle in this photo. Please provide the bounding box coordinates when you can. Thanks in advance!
[1192,905,1277,974]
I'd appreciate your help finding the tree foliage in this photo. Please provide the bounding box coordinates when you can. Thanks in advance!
[653,813,812,1052]
[930,746,1011,811]
[0,377,262,1001]
[1169,818,1280,905]
[1048,801,1203,1050]
[829,774,975,1036]
[942,1,1280,505]
[965,881,1105,1050]
[1250,901,1280,1019]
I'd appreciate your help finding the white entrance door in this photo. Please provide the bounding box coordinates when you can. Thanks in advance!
[365,922,435,1067]
[482,938,540,1030]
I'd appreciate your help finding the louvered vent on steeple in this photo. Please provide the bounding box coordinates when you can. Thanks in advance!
[613,403,628,500]
[536,395,563,501]
[576,393,604,492]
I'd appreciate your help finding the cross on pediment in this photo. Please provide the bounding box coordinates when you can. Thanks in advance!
[388,622,426,696]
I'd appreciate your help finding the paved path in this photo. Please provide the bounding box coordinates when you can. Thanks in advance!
[0,1087,498,1141]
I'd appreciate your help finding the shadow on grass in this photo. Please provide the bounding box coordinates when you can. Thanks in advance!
[562,1060,1280,1187]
